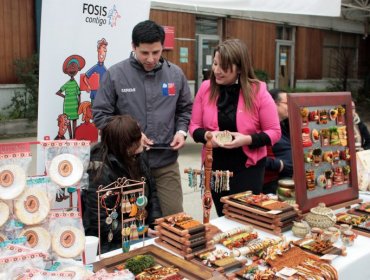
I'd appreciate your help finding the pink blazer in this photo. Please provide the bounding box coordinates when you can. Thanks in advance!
[189,80,281,167]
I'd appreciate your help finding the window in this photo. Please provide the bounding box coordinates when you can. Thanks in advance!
[276,25,293,40]
[322,31,358,79]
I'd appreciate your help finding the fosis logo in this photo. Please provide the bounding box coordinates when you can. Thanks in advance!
[82,3,121,27]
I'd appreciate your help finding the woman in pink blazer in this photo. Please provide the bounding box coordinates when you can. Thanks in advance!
[189,39,281,216]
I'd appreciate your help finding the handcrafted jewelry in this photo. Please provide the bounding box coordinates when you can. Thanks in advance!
[302,127,312,147]
[319,109,328,124]
[101,191,120,225]
[337,106,345,125]
[324,169,334,189]
[337,126,347,146]
[121,194,128,213]
[340,147,350,161]
[308,110,318,122]
[136,193,148,208]
[202,191,213,218]
[130,222,139,240]
[101,191,120,242]
[343,165,351,183]
[304,149,313,163]
[312,148,322,166]
[329,108,338,121]
[323,151,333,164]
[187,168,193,188]
[317,174,327,188]
[306,169,315,191]
[301,107,309,125]
[333,167,344,185]
[311,129,320,142]
[330,127,341,146]
[320,128,330,146]
[122,237,130,253]
[332,150,340,163]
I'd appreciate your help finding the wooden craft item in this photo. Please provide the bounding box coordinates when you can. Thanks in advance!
[193,248,243,273]
[266,246,321,270]
[336,210,370,237]
[293,238,344,256]
[93,245,214,279]
[224,204,297,225]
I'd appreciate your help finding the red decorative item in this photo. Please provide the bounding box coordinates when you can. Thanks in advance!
[302,127,312,147]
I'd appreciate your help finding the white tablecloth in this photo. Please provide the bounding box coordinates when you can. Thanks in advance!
[210,216,370,280]
[98,199,370,280]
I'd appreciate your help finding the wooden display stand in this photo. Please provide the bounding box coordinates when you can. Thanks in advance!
[221,192,302,236]
[154,213,215,260]
[288,92,361,213]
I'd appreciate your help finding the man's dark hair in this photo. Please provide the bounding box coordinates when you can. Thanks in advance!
[269,88,285,103]
[132,20,165,47]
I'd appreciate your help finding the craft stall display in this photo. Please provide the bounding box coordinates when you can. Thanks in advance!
[0,140,91,279]
[220,191,302,235]
[335,201,370,237]
[96,177,148,256]
[288,92,361,213]
[154,212,215,260]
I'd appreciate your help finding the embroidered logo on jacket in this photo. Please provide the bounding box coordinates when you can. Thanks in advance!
[121,88,136,93]
[162,83,176,96]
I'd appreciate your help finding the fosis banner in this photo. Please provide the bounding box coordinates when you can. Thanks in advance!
[37,0,150,172]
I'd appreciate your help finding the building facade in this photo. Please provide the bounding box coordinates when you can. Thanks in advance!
[1,0,369,95]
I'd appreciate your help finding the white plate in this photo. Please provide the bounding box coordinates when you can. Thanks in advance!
[19,226,51,251]
[49,154,84,187]
[52,226,85,258]
[0,201,9,227]
[0,164,26,200]
[15,188,50,225]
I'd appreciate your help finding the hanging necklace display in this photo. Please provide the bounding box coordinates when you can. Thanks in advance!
[96,177,146,257]
[100,191,121,242]
[136,192,148,221]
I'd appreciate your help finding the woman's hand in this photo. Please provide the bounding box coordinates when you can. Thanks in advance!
[205,131,222,148]
[147,228,158,237]
[223,132,252,149]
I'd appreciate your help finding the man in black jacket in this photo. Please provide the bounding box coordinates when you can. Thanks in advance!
[352,100,370,151]
[263,89,293,194]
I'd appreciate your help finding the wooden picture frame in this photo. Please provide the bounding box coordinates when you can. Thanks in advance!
[288,92,359,213]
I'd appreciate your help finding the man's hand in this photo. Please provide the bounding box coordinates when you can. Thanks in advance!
[142,132,154,150]
[170,132,186,150]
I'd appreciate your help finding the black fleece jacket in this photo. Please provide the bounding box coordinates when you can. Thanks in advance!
[82,144,162,253]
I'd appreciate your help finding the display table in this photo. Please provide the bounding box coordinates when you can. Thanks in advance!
[210,216,370,280]
[97,212,370,279]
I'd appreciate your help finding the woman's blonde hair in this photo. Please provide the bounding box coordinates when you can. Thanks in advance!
[209,39,259,111]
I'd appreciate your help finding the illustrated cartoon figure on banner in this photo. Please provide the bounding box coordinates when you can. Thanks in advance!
[81,38,108,105]
[75,101,98,142]
[54,114,70,140]
[107,5,121,27]
[56,54,86,139]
